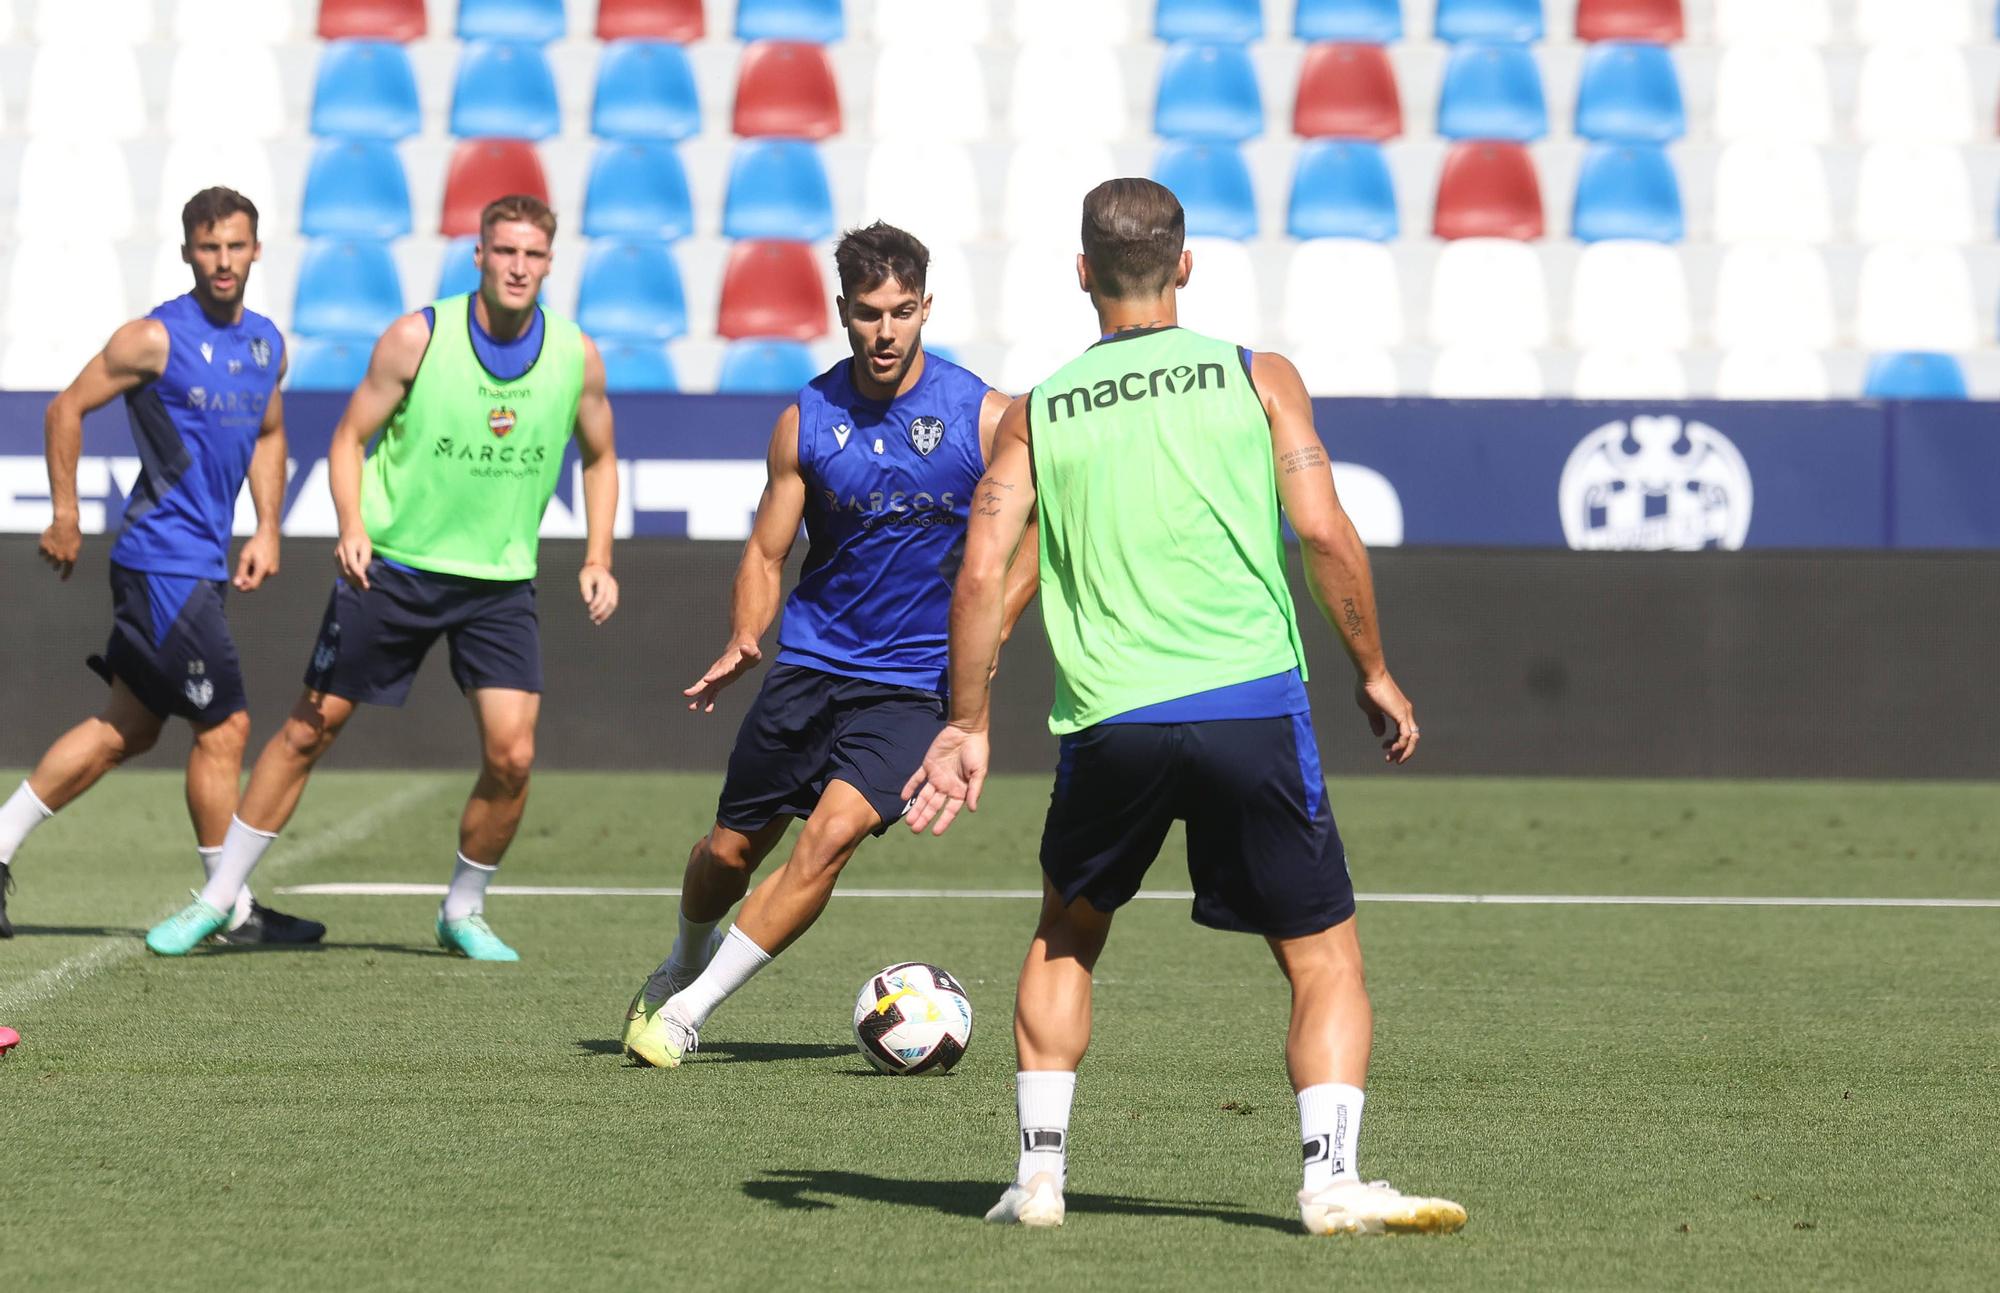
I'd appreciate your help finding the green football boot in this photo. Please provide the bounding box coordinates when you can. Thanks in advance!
[435,912,520,962]
[145,896,230,956]
[625,1001,697,1069]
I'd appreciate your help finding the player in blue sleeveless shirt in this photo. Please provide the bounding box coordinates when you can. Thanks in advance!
[0,188,321,945]
[620,223,1041,1067]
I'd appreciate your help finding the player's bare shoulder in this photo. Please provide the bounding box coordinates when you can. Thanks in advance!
[1247,349,1311,416]
[105,317,173,382]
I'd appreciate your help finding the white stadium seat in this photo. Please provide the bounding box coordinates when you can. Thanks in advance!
[870,41,989,142]
[1711,141,1833,243]
[1714,45,1832,143]
[0,338,98,391]
[172,0,294,42]
[33,0,152,43]
[1000,337,1091,394]
[1010,0,1136,44]
[1568,241,1690,350]
[14,138,135,241]
[25,42,146,140]
[1855,243,1979,351]
[1429,345,1545,398]
[1282,240,1404,348]
[1714,0,1831,44]
[1711,243,1836,351]
[6,238,128,343]
[1853,0,1971,45]
[145,241,285,330]
[999,238,1099,346]
[1714,346,1833,400]
[867,0,992,42]
[1854,142,1975,243]
[1572,347,1690,400]
[1291,343,1400,397]
[167,43,288,142]
[913,241,978,347]
[1176,237,1262,348]
[1009,43,1130,143]
[1427,239,1550,348]
[861,142,985,244]
[154,139,282,239]
[1855,44,1974,143]
[1003,141,1117,241]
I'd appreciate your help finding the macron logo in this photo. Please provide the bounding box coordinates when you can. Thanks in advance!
[833,423,851,450]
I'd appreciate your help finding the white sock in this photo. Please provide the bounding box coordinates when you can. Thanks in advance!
[0,781,53,866]
[198,845,254,929]
[643,909,723,1007]
[1015,1070,1077,1187]
[1299,1082,1365,1192]
[441,853,497,922]
[664,925,771,1030]
[197,816,276,913]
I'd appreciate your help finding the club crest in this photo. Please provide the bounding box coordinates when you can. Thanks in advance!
[183,678,214,710]
[908,415,945,457]
[249,337,271,369]
[488,407,516,438]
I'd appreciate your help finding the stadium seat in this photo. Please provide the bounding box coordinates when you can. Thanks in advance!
[1574,0,1683,42]
[311,41,422,140]
[5,237,126,344]
[1572,346,1689,399]
[1010,44,1129,143]
[723,140,836,242]
[1178,237,1262,345]
[1568,240,1689,348]
[0,339,94,391]
[292,240,404,339]
[871,0,992,41]
[736,0,844,42]
[1428,345,1544,397]
[15,138,134,240]
[1286,140,1399,241]
[1574,42,1684,143]
[34,0,151,41]
[911,241,978,346]
[1714,346,1831,400]
[734,42,843,140]
[456,0,566,42]
[1571,143,1683,243]
[1293,43,1401,141]
[173,0,294,41]
[582,142,694,242]
[999,238,1101,345]
[435,236,483,299]
[287,337,373,390]
[1713,44,1831,142]
[1713,0,1830,43]
[1003,142,1118,241]
[592,40,701,141]
[1863,352,1968,400]
[1854,0,1970,44]
[717,340,819,393]
[451,42,562,140]
[717,241,828,340]
[439,140,551,236]
[1427,237,1549,345]
[1282,239,1404,346]
[1156,0,1263,43]
[1712,243,1835,350]
[576,240,688,341]
[155,139,278,239]
[167,44,285,141]
[863,142,983,243]
[1000,336,1094,393]
[599,341,679,393]
[26,42,145,139]
[1855,45,1973,143]
[300,139,413,240]
[597,0,703,40]
[1295,0,1402,41]
[1855,143,1973,244]
[1711,141,1832,242]
[870,40,987,141]
[1856,244,1978,351]
[1291,343,1400,396]
[1010,0,1133,42]
[1436,42,1548,143]
[318,0,426,40]
[1434,0,1544,43]
[1155,143,1259,241]
[1154,43,1265,143]
[1432,141,1544,241]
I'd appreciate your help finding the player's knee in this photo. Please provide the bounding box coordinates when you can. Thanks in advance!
[793,811,872,880]
[483,735,535,793]
[699,832,756,879]
[196,711,250,757]
[101,716,159,762]
[279,710,343,763]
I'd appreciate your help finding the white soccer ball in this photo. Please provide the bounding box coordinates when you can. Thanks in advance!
[852,962,973,1075]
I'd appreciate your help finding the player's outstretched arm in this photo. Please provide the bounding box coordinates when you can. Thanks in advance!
[684,404,805,712]
[1254,350,1419,766]
[574,335,620,625]
[39,319,169,580]
[327,312,430,591]
[235,349,288,591]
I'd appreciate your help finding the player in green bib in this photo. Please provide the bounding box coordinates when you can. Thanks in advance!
[904,180,1464,1236]
[147,196,620,961]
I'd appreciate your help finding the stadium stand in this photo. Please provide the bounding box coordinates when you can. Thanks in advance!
[291,239,405,340]
[717,240,828,340]
[596,0,703,40]
[1155,142,1260,240]
[1288,140,1400,241]
[734,40,842,138]
[450,41,563,140]
[1864,351,1970,399]
[456,0,568,43]
[287,336,374,391]
[723,140,837,242]
[317,0,426,41]
[591,40,703,140]
[1433,142,1545,240]
[440,140,551,237]
[583,142,695,242]
[300,140,414,241]
[599,339,681,392]
[1436,41,1548,142]
[1292,42,1402,139]
[1574,0,1683,42]
[311,41,423,140]
[576,239,690,342]
[717,338,819,392]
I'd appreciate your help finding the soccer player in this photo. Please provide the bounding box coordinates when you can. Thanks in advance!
[143,195,620,960]
[904,179,1466,1236]
[619,222,1037,1067]
[0,188,319,946]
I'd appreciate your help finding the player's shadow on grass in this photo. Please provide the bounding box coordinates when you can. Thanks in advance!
[8,924,145,938]
[571,1039,852,1063]
[744,1168,1297,1233]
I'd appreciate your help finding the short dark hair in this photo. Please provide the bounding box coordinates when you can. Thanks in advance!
[181,187,259,245]
[1080,178,1185,300]
[481,194,558,244]
[834,221,929,297]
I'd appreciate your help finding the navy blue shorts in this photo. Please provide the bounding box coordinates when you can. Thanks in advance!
[303,560,541,706]
[1039,715,1356,938]
[88,563,247,724]
[716,663,945,836]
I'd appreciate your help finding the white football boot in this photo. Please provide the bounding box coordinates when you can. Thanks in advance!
[1298,1179,1467,1236]
[985,1172,1065,1227]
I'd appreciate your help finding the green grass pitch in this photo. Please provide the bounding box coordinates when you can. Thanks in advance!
[1,772,1996,1291]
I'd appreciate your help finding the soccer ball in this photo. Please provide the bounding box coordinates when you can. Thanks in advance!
[852,962,973,1075]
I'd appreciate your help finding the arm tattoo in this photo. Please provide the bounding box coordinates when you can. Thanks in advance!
[1340,597,1365,637]
[1280,445,1328,476]
[975,474,1016,517]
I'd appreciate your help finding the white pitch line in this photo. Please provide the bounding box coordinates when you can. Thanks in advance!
[0,780,448,1016]
[272,883,2000,910]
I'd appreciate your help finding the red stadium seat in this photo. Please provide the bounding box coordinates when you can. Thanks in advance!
[318,0,426,40]
[1575,0,1683,42]
[439,139,550,236]
[732,42,841,140]
[1293,43,1402,140]
[717,240,828,340]
[1433,141,1544,240]
[597,0,705,41]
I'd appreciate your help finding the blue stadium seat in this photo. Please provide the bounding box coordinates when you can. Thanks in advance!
[735,0,844,43]
[599,341,679,393]
[287,337,371,391]
[576,239,688,341]
[1571,142,1683,243]
[310,41,420,140]
[582,142,694,242]
[1864,352,1968,399]
[717,339,818,393]
[1294,0,1403,41]
[293,239,404,338]
[1437,43,1548,143]
[450,41,561,140]
[300,139,412,239]
[457,0,566,42]
[591,40,700,141]
[1157,0,1264,43]
[1575,42,1685,143]
[722,139,834,242]
[437,235,482,299]
[1287,139,1399,241]
[1155,142,1258,240]
[1154,43,1264,143]
[1435,0,1544,42]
